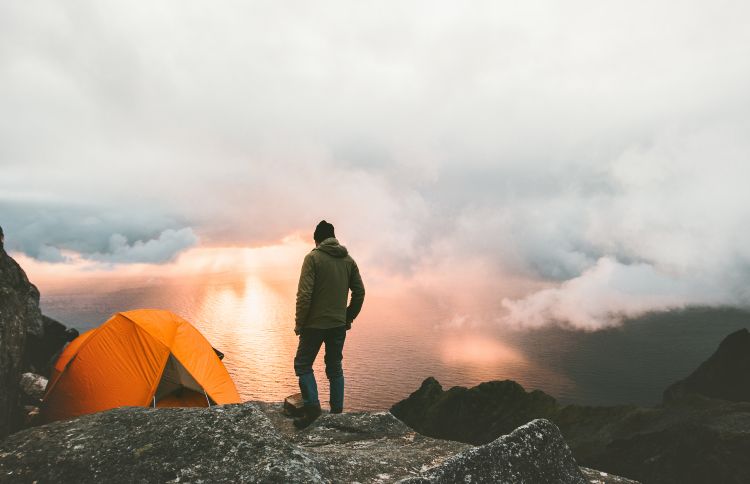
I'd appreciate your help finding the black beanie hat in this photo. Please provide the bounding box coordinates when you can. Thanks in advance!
[314,220,335,243]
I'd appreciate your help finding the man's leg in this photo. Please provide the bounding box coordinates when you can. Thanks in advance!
[323,326,347,413]
[293,328,324,408]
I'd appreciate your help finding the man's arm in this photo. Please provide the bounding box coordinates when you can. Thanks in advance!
[295,254,315,335]
[346,261,365,328]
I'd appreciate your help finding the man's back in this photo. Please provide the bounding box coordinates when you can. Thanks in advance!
[295,237,365,331]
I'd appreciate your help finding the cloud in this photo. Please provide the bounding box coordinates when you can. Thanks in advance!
[421,124,750,329]
[500,257,725,331]
[1,1,750,328]
[89,228,198,263]
[0,201,197,264]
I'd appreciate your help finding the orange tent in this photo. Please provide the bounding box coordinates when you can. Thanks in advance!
[40,309,241,423]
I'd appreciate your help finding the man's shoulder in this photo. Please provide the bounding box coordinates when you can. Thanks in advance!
[309,249,357,265]
[342,254,359,269]
[302,251,318,267]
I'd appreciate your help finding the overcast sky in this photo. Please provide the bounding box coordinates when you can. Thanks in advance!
[2,1,750,329]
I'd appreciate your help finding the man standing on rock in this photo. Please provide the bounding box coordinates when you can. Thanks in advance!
[293,220,365,428]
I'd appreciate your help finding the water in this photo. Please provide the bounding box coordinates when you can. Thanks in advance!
[39,273,750,411]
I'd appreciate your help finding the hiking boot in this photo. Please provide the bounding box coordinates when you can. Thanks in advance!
[293,405,322,429]
[329,407,343,414]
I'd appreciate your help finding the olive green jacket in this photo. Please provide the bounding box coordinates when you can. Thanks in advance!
[295,237,365,331]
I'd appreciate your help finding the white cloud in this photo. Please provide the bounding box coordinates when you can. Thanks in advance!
[90,228,198,263]
[500,257,725,331]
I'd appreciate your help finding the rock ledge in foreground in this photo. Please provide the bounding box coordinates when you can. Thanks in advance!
[0,402,597,483]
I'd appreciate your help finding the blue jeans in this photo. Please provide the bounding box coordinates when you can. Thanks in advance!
[294,326,346,410]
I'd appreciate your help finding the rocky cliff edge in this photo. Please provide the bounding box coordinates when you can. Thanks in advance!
[0,401,634,483]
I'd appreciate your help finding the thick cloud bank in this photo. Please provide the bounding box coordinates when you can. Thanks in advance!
[501,257,725,331]
[1,1,749,329]
[0,201,197,264]
[494,126,750,329]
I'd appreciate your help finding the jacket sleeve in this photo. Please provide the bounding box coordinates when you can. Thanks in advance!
[346,260,365,324]
[295,253,315,330]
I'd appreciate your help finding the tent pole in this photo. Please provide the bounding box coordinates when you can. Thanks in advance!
[204,389,211,407]
[153,395,156,408]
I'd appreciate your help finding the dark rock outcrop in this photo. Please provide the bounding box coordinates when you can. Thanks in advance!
[24,315,79,377]
[0,402,610,483]
[0,225,44,438]
[391,377,558,445]
[0,226,78,437]
[591,401,750,484]
[391,328,750,484]
[663,328,750,403]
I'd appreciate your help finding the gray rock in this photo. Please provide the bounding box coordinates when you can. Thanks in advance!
[0,226,44,438]
[397,419,586,484]
[0,404,326,483]
[0,402,604,483]
[579,467,639,484]
[19,372,48,403]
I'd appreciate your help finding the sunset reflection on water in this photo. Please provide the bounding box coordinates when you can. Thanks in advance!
[190,274,301,405]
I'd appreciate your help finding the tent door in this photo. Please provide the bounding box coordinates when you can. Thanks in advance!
[154,354,215,407]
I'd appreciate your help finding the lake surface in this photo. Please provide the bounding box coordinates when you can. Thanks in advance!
[39,273,750,411]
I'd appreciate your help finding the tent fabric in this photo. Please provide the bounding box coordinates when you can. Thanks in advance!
[40,309,241,423]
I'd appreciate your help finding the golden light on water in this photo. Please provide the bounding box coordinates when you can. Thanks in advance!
[440,337,526,365]
[196,276,280,330]
[187,273,301,402]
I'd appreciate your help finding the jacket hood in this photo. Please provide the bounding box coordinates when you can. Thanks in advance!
[315,237,348,258]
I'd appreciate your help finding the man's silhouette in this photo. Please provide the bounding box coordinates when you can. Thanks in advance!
[293,220,365,428]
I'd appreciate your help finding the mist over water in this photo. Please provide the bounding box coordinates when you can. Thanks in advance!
[39,274,750,411]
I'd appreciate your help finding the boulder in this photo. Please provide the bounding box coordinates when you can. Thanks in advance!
[0,404,327,483]
[397,419,586,484]
[0,402,609,483]
[19,372,48,404]
[0,225,44,438]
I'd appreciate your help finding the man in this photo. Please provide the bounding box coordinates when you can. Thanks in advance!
[293,220,365,429]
